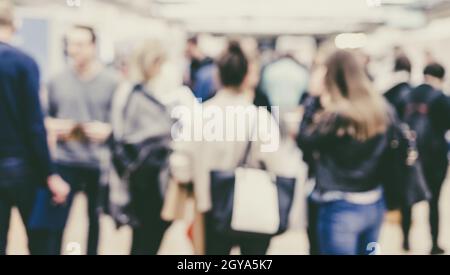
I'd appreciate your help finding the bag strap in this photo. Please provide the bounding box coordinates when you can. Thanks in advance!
[111,84,167,139]
[121,142,159,181]
[122,84,168,120]
[134,84,168,112]
[237,108,259,167]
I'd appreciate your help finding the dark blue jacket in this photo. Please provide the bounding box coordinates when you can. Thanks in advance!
[384,82,412,118]
[189,57,217,102]
[0,41,54,182]
[403,84,450,181]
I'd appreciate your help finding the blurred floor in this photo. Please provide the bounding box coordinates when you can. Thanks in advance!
[6,171,450,255]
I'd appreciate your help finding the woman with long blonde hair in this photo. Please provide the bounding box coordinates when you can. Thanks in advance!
[297,50,390,255]
[110,38,197,255]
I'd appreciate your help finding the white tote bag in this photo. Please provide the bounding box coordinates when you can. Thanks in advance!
[231,167,280,235]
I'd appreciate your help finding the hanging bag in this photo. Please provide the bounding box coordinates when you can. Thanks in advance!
[381,113,431,210]
[210,112,296,236]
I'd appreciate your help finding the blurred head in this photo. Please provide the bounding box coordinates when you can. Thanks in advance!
[185,36,204,60]
[393,46,405,57]
[424,62,445,90]
[217,41,249,90]
[66,25,97,68]
[133,38,167,83]
[394,55,412,74]
[323,50,388,141]
[0,0,15,41]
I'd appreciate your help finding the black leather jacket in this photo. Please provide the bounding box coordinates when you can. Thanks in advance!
[297,97,390,193]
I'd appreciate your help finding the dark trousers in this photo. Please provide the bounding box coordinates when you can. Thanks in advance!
[307,197,320,255]
[402,165,448,249]
[45,164,101,255]
[401,206,412,248]
[0,186,44,255]
[129,166,171,255]
[204,213,272,255]
[0,157,47,255]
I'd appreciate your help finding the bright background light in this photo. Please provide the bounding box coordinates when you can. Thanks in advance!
[335,33,368,49]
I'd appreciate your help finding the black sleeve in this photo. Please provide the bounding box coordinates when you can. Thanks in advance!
[296,96,338,151]
[20,58,55,180]
[46,80,57,117]
[431,93,450,131]
[254,87,272,113]
[299,91,310,106]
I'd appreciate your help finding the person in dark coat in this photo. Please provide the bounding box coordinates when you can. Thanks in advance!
[383,54,415,252]
[0,0,70,255]
[384,54,413,117]
[402,63,450,254]
[184,36,218,102]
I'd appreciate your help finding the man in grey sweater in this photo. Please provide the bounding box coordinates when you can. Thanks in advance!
[45,25,119,255]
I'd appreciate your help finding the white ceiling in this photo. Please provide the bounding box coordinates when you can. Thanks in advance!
[14,0,450,35]
[149,0,446,34]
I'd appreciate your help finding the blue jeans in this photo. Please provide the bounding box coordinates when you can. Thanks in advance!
[317,198,385,255]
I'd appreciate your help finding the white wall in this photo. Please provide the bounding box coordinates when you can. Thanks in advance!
[365,18,450,94]
[15,1,187,82]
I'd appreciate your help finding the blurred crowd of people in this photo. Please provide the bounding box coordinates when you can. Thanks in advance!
[1,0,450,255]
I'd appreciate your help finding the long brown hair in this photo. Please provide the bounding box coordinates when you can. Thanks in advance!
[323,50,389,141]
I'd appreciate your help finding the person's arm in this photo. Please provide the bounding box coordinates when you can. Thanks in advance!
[439,94,450,130]
[20,58,70,203]
[170,87,202,184]
[431,94,450,131]
[19,58,54,179]
[447,95,450,130]
[46,81,57,118]
[296,96,338,151]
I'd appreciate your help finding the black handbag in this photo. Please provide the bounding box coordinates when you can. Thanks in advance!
[381,121,431,210]
[210,132,296,237]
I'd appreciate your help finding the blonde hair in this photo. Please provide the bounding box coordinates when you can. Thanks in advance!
[323,50,389,141]
[131,38,167,82]
[0,0,13,26]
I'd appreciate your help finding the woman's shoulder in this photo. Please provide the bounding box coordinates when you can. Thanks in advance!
[147,85,199,110]
[169,86,198,107]
[112,82,134,105]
